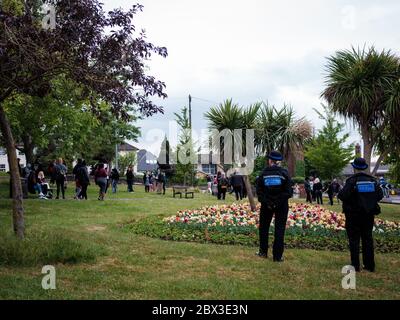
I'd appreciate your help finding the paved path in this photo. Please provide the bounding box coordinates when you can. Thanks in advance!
[381,195,400,205]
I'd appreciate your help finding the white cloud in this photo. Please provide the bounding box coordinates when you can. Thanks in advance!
[105,0,400,153]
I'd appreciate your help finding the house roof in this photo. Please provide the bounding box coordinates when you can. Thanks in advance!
[118,142,138,152]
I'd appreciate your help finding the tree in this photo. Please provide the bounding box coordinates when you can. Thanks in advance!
[322,47,400,174]
[0,0,167,238]
[119,152,137,176]
[255,102,312,176]
[205,99,259,210]
[305,106,354,180]
[174,106,196,186]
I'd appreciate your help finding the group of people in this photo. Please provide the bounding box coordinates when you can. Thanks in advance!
[206,171,247,201]
[12,158,70,200]
[256,151,383,272]
[143,170,167,194]
[304,177,342,205]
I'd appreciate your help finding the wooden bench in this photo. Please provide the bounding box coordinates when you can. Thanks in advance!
[173,186,195,199]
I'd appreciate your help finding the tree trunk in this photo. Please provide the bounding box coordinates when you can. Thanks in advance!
[243,175,257,211]
[22,133,35,165]
[361,127,373,174]
[371,151,387,176]
[0,104,25,239]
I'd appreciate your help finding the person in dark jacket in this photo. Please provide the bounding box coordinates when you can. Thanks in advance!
[55,158,67,199]
[94,163,108,200]
[126,166,134,192]
[313,177,323,204]
[338,158,383,272]
[76,160,90,200]
[216,171,222,200]
[230,171,244,201]
[304,177,312,203]
[111,168,120,193]
[73,159,83,199]
[256,151,293,262]
[218,173,229,200]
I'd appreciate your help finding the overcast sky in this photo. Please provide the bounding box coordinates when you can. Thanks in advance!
[104,0,400,155]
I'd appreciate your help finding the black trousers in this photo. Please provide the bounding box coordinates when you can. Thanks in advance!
[315,191,323,204]
[328,192,334,206]
[233,185,243,201]
[306,190,312,203]
[259,201,289,259]
[127,179,133,192]
[220,188,227,200]
[56,177,65,198]
[345,213,375,271]
[217,186,222,199]
[80,183,88,199]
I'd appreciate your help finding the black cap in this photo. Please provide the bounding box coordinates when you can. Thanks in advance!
[267,151,283,161]
[351,157,368,170]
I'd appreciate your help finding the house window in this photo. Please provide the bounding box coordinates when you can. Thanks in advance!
[0,148,6,156]
[202,164,216,175]
[18,151,24,156]
[0,164,6,172]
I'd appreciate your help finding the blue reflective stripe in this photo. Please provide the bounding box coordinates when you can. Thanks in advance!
[356,181,375,193]
[264,175,283,186]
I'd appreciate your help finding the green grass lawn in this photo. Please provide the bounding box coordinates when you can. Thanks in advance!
[0,180,399,300]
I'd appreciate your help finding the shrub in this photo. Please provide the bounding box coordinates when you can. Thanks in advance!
[0,231,105,267]
[292,176,305,184]
[128,215,400,254]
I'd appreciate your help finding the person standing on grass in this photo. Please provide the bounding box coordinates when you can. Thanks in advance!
[230,171,244,201]
[256,151,293,262]
[338,158,383,272]
[94,163,108,201]
[73,159,83,199]
[55,158,67,199]
[304,177,312,203]
[219,173,229,200]
[126,165,134,193]
[216,171,222,199]
[77,160,90,200]
[206,175,212,194]
[143,171,151,192]
[111,167,120,193]
[313,177,323,205]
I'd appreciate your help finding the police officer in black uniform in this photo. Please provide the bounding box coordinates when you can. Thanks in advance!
[256,151,293,262]
[338,158,383,272]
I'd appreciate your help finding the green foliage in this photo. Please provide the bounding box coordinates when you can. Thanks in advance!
[250,155,266,184]
[129,215,400,253]
[305,106,354,180]
[295,160,305,177]
[173,106,196,185]
[4,77,140,164]
[292,176,305,184]
[0,231,104,267]
[118,152,137,175]
[322,47,400,166]
[0,0,24,15]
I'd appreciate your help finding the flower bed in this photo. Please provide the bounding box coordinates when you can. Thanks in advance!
[128,203,400,253]
[164,203,400,235]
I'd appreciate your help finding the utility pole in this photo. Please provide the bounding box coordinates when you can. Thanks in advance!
[188,94,192,129]
[115,129,119,170]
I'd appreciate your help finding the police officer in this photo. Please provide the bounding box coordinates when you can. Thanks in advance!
[256,151,293,261]
[338,158,383,272]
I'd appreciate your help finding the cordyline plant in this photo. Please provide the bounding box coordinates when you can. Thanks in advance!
[0,0,167,238]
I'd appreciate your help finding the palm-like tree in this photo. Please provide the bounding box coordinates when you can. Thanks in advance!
[255,103,312,176]
[322,46,400,172]
[205,99,260,210]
